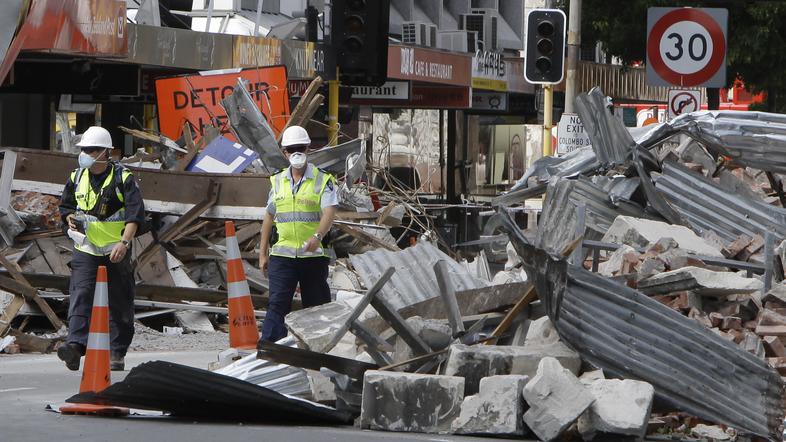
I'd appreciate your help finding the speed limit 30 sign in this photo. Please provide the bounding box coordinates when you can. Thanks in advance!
[646,7,727,87]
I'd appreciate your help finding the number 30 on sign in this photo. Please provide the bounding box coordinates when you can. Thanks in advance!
[646,7,727,88]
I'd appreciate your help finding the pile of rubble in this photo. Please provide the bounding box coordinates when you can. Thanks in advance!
[4,82,786,441]
[215,88,785,441]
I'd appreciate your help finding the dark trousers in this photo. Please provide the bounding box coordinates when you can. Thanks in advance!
[67,249,136,356]
[261,256,331,343]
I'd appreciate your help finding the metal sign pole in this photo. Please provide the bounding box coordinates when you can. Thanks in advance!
[328,67,339,146]
[542,84,553,157]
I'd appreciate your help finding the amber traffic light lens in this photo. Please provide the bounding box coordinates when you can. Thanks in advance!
[537,38,553,55]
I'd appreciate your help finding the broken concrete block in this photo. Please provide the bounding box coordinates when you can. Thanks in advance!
[577,379,655,440]
[524,316,561,347]
[597,245,637,276]
[523,357,594,441]
[360,370,464,434]
[638,266,763,297]
[452,375,529,435]
[579,369,605,384]
[285,301,353,353]
[602,216,723,257]
[444,343,581,395]
[393,316,452,364]
[691,424,732,441]
[658,248,709,271]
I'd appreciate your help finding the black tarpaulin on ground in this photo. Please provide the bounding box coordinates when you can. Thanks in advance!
[65,361,353,424]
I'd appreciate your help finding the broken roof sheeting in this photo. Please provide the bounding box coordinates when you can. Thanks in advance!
[349,242,489,312]
[500,211,784,441]
[66,361,352,424]
[560,266,784,441]
[654,160,786,243]
[536,176,648,254]
[637,110,786,174]
[575,87,635,167]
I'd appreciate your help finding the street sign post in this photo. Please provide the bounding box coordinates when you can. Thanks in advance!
[646,7,727,87]
[667,89,702,120]
[556,113,590,156]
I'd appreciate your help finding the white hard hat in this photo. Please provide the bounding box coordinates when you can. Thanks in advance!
[280,126,311,148]
[75,126,114,149]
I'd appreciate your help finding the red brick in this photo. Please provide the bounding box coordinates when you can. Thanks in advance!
[722,234,753,259]
[3,343,20,354]
[767,357,786,375]
[709,312,724,328]
[763,336,786,358]
[721,316,743,331]
[759,309,786,326]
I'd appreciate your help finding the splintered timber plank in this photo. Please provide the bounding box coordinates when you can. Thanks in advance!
[36,239,70,276]
[257,341,376,380]
[0,254,64,331]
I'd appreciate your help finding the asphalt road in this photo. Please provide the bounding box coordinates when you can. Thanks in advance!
[0,351,523,442]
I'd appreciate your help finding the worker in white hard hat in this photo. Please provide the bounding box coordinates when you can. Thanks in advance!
[258,125,339,344]
[56,126,145,372]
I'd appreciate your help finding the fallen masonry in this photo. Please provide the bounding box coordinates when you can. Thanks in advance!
[4,85,786,442]
[522,357,595,441]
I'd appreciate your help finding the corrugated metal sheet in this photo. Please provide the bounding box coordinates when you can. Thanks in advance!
[536,176,649,254]
[349,242,489,312]
[655,160,786,243]
[575,87,635,167]
[637,111,786,174]
[499,213,785,441]
[67,361,352,424]
[509,145,599,192]
[577,61,704,103]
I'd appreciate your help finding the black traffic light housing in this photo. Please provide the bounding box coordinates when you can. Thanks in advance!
[524,9,566,84]
[331,0,391,87]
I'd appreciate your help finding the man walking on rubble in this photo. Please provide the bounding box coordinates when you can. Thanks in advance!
[258,125,338,344]
[57,126,145,371]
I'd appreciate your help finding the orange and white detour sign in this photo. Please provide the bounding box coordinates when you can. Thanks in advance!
[155,65,290,141]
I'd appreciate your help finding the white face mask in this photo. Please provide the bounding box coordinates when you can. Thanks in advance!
[78,151,96,169]
[78,150,108,169]
[289,152,307,169]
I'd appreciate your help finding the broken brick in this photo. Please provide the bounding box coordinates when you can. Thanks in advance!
[763,336,786,358]
[720,316,742,331]
[722,234,753,259]
[766,357,786,375]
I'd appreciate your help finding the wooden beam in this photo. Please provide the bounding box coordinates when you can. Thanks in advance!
[0,253,64,331]
[135,180,220,269]
[173,122,200,172]
[334,223,399,251]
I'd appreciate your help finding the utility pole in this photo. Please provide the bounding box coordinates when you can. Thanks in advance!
[564,0,581,114]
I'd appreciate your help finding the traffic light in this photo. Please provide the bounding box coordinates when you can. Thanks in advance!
[331,0,391,86]
[524,9,566,84]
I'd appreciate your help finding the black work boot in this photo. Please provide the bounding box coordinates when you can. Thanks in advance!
[57,343,84,371]
[110,352,125,371]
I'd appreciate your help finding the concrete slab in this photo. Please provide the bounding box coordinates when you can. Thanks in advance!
[602,216,723,257]
[360,370,464,434]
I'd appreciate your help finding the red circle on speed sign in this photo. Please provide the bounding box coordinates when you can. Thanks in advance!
[647,8,726,86]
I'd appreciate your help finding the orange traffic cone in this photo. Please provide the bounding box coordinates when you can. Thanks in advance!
[60,266,128,415]
[225,221,259,349]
